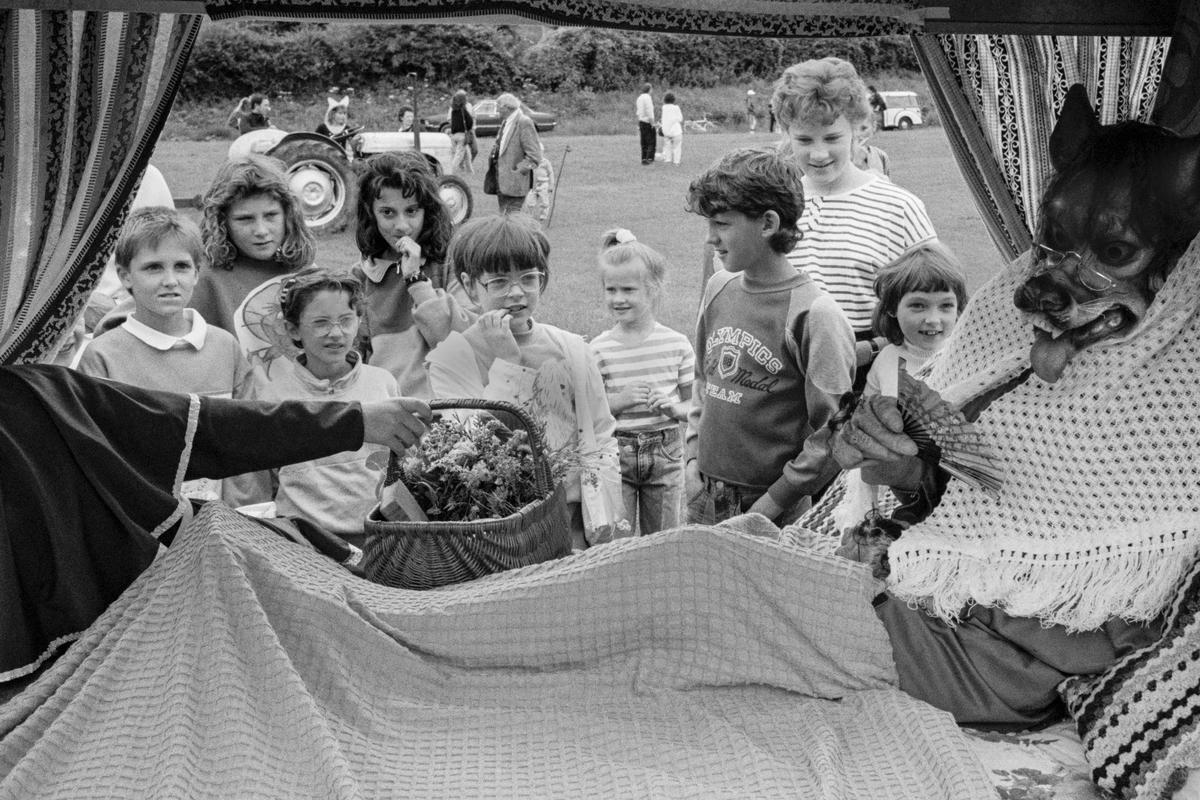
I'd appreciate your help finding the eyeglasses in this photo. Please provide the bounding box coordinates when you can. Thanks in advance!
[1032,243,1116,293]
[479,270,545,296]
[303,315,360,336]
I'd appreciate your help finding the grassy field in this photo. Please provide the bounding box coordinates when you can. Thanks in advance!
[153,125,1003,339]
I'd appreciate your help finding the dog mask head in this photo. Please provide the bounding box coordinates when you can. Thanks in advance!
[1014,84,1200,383]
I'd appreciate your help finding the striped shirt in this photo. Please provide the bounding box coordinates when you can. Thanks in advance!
[591,323,695,432]
[787,175,936,333]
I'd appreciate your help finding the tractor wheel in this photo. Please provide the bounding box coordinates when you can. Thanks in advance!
[437,175,473,226]
[438,123,451,134]
[269,138,355,235]
[897,116,913,131]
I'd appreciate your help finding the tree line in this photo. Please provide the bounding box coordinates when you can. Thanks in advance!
[182,22,918,101]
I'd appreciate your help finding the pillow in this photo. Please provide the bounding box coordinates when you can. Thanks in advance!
[1061,557,1200,799]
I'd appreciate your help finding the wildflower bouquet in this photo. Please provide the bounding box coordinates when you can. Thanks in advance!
[363,399,574,590]
[387,413,569,522]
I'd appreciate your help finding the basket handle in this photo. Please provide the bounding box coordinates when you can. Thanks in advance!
[426,398,556,496]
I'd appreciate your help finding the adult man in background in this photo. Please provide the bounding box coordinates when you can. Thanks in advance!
[492,93,542,215]
[636,83,655,165]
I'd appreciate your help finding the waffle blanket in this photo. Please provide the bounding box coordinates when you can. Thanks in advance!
[0,503,994,800]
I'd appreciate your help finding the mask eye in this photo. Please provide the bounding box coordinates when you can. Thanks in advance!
[1096,241,1137,267]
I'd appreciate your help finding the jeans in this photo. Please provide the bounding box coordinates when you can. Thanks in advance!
[638,121,656,163]
[616,426,683,535]
[686,473,810,526]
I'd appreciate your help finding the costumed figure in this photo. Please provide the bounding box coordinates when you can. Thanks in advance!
[825,84,1200,730]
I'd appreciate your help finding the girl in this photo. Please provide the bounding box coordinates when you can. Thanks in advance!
[192,154,316,335]
[316,97,356,148]
[425,214,628,549]
[354,151,474,398]
[659,92,683,166]
[234,267,400,548]
[590,229,694,535]
[835,240,967,529]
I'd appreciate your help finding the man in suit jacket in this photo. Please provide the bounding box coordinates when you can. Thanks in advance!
[492,93,542,215]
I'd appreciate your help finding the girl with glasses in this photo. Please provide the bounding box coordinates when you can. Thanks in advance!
[230,267,400,550]
[427,214,630,549]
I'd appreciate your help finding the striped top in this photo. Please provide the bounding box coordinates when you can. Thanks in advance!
[591,323,695,432]
[787,175,936,333]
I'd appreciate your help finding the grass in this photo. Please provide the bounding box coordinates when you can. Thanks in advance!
[152,125,1002,339]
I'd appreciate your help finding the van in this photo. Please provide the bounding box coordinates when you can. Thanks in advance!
[877,91,924,130]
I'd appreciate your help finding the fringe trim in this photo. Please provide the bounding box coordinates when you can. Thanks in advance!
[149,394,200,542]
[887,516,1200,632]
[0,632,82,684]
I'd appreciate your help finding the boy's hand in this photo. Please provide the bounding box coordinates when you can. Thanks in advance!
[393,235,425,279]
[469,310,521,364]
[684,459,702,501]
[360,397,432,453]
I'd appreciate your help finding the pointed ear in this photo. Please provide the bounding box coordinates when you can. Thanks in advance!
[1050,84,1100,171]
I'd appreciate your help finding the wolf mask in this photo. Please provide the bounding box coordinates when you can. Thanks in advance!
[1014,83,1200,383]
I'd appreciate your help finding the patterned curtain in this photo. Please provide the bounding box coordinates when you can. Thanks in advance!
[0,10,202,364]
[204,0,923,36]
[912,35,1169,261]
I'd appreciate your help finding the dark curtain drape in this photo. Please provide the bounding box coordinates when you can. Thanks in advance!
[0,10,202,364]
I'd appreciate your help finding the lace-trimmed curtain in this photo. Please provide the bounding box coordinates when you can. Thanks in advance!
[0,10,202,364]
[912,35,1169,261]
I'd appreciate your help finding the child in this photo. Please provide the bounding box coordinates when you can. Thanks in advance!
[772,57,935,337]
[659,92,683,165]
[834,241,968,534]
[234,267,400,547]
[590,228,694,535]
[684,147,856,525]
[426,214,627,549]
[191,154,316,335]
[354,151,474,397]
[522,142,554,222]
[77,206,253,501]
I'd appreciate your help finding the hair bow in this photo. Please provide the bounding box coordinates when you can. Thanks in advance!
[327,95,350,111]
[614,228,637,244]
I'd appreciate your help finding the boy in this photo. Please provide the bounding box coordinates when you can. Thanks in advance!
[227,93,272,136]
[77,206,254,500]
[684,147,855,525]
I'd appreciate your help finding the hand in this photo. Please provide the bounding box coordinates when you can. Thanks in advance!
[646,390,679,419]
[830,394,922,490]
[393,235,424,279]
[468,310,521,364]
[684,458,702,501]
[360,397,432,453]
[614,382,652,412]
[747,493,785,522]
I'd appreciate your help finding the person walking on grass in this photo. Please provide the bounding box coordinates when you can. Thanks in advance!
[491,93,543,215]
[659,92,683,166]
[636,83,656,165]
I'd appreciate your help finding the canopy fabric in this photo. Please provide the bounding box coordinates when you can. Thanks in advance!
[914,34,1169,260]
[0,10,202,365]
[204,0,926,36]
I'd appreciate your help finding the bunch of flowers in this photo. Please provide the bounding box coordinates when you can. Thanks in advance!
[387,413,573,522]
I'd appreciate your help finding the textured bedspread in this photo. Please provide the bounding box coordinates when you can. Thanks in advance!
[0,504,994,799]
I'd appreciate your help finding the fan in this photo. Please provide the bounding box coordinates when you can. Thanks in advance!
[234,274,301,377]
[895,369,1004,498]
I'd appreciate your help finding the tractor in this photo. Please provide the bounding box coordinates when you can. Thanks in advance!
[227,126,473,235]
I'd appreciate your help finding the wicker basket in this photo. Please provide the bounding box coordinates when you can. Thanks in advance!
[362,398,572,590]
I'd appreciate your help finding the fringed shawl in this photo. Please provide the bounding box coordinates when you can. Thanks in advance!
[887,238,1200,631]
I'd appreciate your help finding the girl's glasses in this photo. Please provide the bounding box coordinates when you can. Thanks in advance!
[480,270,545,296]
[304,315,360,336]
[1032,243,1116,293]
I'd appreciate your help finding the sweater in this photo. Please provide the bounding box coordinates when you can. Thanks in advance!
[686,269,855,509]
[190,254,295,335]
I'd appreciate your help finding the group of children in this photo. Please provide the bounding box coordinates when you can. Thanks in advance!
[76,55,969,558]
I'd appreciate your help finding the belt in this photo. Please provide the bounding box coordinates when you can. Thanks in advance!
[615,426,679,443]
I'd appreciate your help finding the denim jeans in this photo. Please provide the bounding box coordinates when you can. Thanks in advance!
[616,426,683,535]
[686,474,810,526]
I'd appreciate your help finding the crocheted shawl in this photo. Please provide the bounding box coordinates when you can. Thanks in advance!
[887,237,1200,632]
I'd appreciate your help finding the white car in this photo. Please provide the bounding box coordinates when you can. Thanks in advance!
[878,91,924,130]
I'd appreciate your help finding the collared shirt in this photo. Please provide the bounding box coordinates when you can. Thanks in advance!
[636,92,654,124]
[498,111,515,153]
[121,309,208,351]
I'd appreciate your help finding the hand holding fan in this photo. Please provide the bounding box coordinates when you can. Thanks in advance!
[893,367,1004,498]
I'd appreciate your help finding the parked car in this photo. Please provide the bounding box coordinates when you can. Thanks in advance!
[421,98,557,136]
[878,91,925,130]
